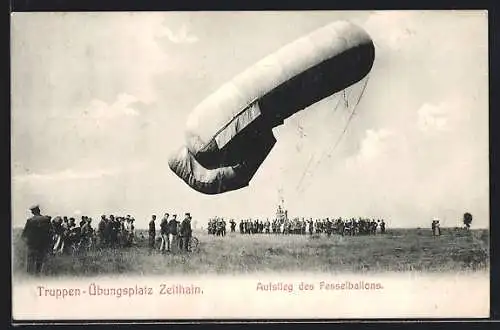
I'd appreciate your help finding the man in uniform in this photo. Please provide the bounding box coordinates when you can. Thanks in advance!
[159,213,169,253]
[179,213,193,252]
[148,215,156,252]
[98,215,107,247]
[21,205,52,275]
[166,214,179,252]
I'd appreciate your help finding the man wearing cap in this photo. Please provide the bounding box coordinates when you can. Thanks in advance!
[148,215,157,252]
[97,215,107,247]
[21,205,52,274]
[130,218,136,245]
[166,214,179,252]
[159,213,169,253]
[179,213,193,252]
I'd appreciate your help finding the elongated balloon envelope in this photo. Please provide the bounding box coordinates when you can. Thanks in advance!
[169,20,375,194]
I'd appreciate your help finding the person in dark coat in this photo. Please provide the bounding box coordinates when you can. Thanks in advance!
[380,220,386,234]
[179,213,192,252]
[166,214,179,252]
[21,205,52,275]
[159,213,169,253]
[98,215,107,247]
[148,215,157,252]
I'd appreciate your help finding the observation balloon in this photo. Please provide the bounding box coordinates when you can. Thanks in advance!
[169,20,375,194]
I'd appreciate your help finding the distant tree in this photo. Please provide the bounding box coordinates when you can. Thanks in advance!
[463,212,473,230]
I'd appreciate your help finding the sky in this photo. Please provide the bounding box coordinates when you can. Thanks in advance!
[11,11,489,229]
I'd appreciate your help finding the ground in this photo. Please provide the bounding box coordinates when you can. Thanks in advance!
[12,228,489,277]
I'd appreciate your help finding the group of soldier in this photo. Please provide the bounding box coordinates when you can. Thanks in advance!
[206,217,387,236]
[50,215,96,254]
[20,204,194,275]
[51,214,138,254]
[96,214,137,248]
[239,217,386,236]
[207,217,237,236]
[148,213,193,253]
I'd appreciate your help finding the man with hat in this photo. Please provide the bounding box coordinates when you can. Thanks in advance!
[179,213,193,252]
[166,214,179,252]
[148,215,157,253]
[130,217,136,245]
[159,213,169,253]
[21,205,52,274]
[97,215,107,247]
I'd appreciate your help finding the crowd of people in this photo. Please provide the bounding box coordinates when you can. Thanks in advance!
[148,213,193,253]
[207,217,387,236]
[49,214,138,255]
[20,205,194,275]
[206,205,387,237]
[207,217,237,236]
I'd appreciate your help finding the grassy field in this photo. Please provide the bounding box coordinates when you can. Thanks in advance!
[12,228,489,277]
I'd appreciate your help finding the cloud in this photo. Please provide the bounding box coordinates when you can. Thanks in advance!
[363,11,419,52]
[416,100,463,133]
[158,24,199,44]
[417,103,450,132]
[82,93,140,119]
[357,129,396,161]
[12,13,177,107]
[14,168,119,183]
[13,162,145,183]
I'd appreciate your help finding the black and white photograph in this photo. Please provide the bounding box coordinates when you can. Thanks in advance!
[11,10,489,320]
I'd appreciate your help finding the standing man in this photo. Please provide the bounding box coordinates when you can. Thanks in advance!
[380,219,386,234]
[148,215,157,252]
[179,213,193,252]
[159,213,169,253]
[21,205,52,275]
[98,215,107,247]
[104,215,114,247]
[167,214,179,252]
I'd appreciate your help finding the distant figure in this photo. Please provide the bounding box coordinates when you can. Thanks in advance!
[436,220,441,236]
[380,220,386,234]
[432,219,441,237]
[21,205,52,275]
[179,213,192,252]
[148,215,156,252]
[463,212,473,230]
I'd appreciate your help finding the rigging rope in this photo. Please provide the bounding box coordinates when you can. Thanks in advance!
[294,95,344,192]
[294,75,371,195]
